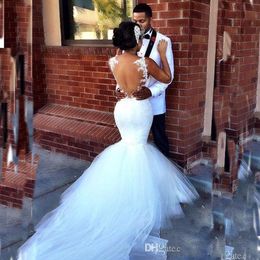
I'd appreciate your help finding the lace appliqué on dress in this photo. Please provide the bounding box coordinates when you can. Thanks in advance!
[133,57,148,91]
[109,55,148,96]
[109,56,124,93]
[108,56,119,72]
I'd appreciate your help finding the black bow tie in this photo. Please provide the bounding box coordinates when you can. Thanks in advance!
[142,34,150,39]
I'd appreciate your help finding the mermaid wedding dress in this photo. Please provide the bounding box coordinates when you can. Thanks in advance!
[17,57,199,260]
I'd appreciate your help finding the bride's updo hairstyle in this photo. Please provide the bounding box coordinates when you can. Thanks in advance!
[113,21,141,51]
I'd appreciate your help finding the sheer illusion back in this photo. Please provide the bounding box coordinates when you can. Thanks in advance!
[109,55,153,145]
[109,55,148,96]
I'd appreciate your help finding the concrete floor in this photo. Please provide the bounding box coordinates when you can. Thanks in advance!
[0,140,260,260]
[0,145,90,260]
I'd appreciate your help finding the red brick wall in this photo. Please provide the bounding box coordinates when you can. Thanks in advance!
[142,0,210,166]
[32,1,207,166]
[33,0,210,166]
[4,0,16,51]
[33,0,116,113]
[33,0,47,112]
[212,1,242,143]
[43,47,116,112]
[16,1,32,97]
[2,1,32,150]
[0,49,11,107]
[233,1,260,137]
[200,0,260,165]
[0,2,37,208]
[180,0,209,165]
[0,49,11,95]
[33,0,260,168]
[0,48,12,146]
[4,0,32,96]
[212,0,260,141]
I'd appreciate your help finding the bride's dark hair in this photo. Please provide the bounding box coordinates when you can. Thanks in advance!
[112,21,141,51]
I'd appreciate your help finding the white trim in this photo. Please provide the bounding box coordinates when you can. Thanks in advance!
[221,31,231,62]
[42,0,62,46]
[26,0,32,44]
[202,0,219,137]
[0,37,3,48]
[0,0,4,47]
[216,131,226,168]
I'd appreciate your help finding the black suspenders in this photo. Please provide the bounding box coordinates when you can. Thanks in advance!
[144,29,157,57]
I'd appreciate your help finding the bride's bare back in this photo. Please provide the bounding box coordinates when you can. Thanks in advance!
[109,39,172,97]
[109,54,147,96]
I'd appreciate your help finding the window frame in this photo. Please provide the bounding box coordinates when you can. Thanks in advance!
[59,0,136,47]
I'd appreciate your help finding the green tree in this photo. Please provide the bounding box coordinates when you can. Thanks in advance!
[72,0,131,40]
[94,0,122,39]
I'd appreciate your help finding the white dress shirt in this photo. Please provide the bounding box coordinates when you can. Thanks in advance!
[138,29,174,115]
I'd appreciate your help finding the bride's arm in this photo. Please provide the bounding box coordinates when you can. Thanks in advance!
[145,40,172,84]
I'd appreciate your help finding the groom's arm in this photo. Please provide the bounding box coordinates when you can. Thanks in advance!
[133,38,174,100]
[149,38,174,97]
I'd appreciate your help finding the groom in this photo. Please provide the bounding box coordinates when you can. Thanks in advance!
[117,3,174,157]
[133,3,174,157]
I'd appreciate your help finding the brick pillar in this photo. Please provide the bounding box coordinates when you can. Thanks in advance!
[0,49,12,147]
[16,1,32,98]
[140,0,210,167]
[0,49,38,209]
[138,0,259,173]
[209,0,260,192]
[0,49,12,94]
[16,54,30,158]
[214,0,259,140]
[234,0,260,137]
[4,0,17,52]
[32,0,47,112]
[4,0,32,98]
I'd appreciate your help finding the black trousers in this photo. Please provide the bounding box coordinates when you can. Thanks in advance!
[151,113,169,157]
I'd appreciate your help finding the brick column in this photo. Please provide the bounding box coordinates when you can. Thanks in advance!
[4,0,17,52]
[5,0,32,97]
[140,0,210,167]
[32,0,48,112]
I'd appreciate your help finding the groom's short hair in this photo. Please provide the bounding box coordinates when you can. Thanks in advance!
[133,3,153,18]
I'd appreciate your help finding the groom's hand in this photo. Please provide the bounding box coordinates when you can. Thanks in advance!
[132,87,152,100]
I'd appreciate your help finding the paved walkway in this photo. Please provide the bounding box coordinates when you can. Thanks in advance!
[0,139,260,259]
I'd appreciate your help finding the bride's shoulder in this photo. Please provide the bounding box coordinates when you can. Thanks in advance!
[108,55,119,71]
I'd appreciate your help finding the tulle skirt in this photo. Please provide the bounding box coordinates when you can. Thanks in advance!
[17,140,199,260]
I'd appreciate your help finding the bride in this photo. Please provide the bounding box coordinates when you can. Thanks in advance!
[17,22,199,260]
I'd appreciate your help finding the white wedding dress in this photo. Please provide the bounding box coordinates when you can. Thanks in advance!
[17,57,199,260]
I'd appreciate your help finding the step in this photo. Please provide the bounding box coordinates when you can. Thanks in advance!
[37,103,116,128]
[33,104,121,161]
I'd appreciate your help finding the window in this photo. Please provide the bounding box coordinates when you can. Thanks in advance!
[60,0,135,46]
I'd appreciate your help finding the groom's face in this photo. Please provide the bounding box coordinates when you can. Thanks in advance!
[133,12,151,33]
